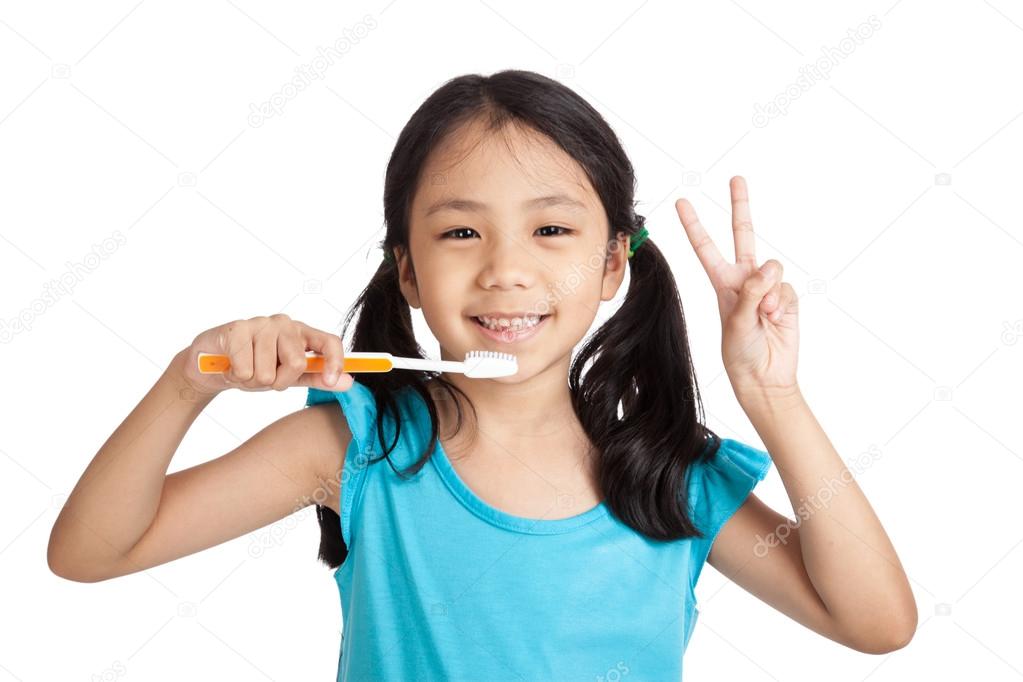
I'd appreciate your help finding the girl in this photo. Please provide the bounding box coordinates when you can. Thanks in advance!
[49,70,917,680]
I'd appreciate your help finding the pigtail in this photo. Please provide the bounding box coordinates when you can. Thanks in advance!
[570,222,719,541]
[315,254,475,568]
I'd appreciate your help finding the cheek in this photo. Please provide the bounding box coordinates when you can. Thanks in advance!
[551,256,607,306]
[421,295,460,331]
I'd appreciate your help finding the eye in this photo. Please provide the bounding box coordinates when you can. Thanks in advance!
[440,225,572,239]
[441,227,478,240]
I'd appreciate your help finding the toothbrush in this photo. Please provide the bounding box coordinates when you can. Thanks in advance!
[196,350,518,379]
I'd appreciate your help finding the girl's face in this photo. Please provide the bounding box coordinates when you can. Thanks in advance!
[396,118,629,382]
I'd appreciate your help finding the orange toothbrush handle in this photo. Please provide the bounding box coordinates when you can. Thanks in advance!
[196,353,393,374]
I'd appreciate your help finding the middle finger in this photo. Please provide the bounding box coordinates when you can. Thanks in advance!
[273,332,307,391]
[252,327,279,388]
[730,176,756,268]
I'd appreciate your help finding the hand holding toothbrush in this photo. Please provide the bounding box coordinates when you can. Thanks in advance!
[179,315,354,397]
[675,176,800,403]
[182,314,519,397]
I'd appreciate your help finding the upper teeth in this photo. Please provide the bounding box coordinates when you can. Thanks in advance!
[478,314,542,330]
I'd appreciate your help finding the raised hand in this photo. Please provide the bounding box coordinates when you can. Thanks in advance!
[675,176,799,400]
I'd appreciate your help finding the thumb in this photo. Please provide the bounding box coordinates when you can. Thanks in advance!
[734,260,781,322]
[296,367,354,391]
[316,370,354,392]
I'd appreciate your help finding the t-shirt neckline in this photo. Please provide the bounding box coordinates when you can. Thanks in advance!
[408,387,610,535]
[430,438,610,534]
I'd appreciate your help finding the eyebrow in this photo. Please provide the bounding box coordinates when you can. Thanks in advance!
[424,193,587,217]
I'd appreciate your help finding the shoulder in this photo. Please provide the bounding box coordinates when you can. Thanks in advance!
[305,379,433,476]
[684,436,773,534]
[683,435,773,590]
[305,381,381,454]
[701,437,772,479]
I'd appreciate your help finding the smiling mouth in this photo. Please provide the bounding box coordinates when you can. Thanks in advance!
[470,314,550,331]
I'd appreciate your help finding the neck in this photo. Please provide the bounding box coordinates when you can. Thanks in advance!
[430,352,589,461]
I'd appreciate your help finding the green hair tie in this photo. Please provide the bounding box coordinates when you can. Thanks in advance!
[628,226,649,258]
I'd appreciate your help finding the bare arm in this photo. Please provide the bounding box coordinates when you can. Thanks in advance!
[47,349,213,580]
[47,347,350,582]
[708,388,918,654]
[674,177,915,653]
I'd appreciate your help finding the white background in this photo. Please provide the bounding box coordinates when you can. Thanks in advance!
[2,0,1022,680]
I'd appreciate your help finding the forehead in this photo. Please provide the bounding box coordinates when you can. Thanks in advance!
[411,118,602,216]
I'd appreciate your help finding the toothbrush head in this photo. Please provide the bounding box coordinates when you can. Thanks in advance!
[462,350,518,378]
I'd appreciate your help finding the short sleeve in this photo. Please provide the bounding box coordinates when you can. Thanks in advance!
[305,380,381,550]
[684,437,773,592]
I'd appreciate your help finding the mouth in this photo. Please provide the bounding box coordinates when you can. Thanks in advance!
[468,314,551,343]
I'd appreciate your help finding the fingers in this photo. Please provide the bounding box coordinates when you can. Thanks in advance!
[273,328,308,391]
[222,321,253,385]
[737,259,784,322]
[761,280,783,317]
[211,315,350,393]
[768,282,797,323]
[675,197,726,287]
[755,267,797,324]
[730,176,756,267]
[252,323,279,388]
[302,324,350,390]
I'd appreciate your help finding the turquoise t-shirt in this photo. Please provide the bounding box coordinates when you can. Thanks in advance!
[306,379,772,681]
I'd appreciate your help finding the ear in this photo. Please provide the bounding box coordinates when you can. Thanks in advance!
[394,245,422,309]
[601,230,629,301]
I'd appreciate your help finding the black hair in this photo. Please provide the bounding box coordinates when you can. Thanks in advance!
[314,69,722,569]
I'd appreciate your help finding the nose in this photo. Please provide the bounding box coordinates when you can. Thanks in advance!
[476,235,539,290]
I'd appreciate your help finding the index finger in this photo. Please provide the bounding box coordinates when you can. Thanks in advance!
[675,197,727,288]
